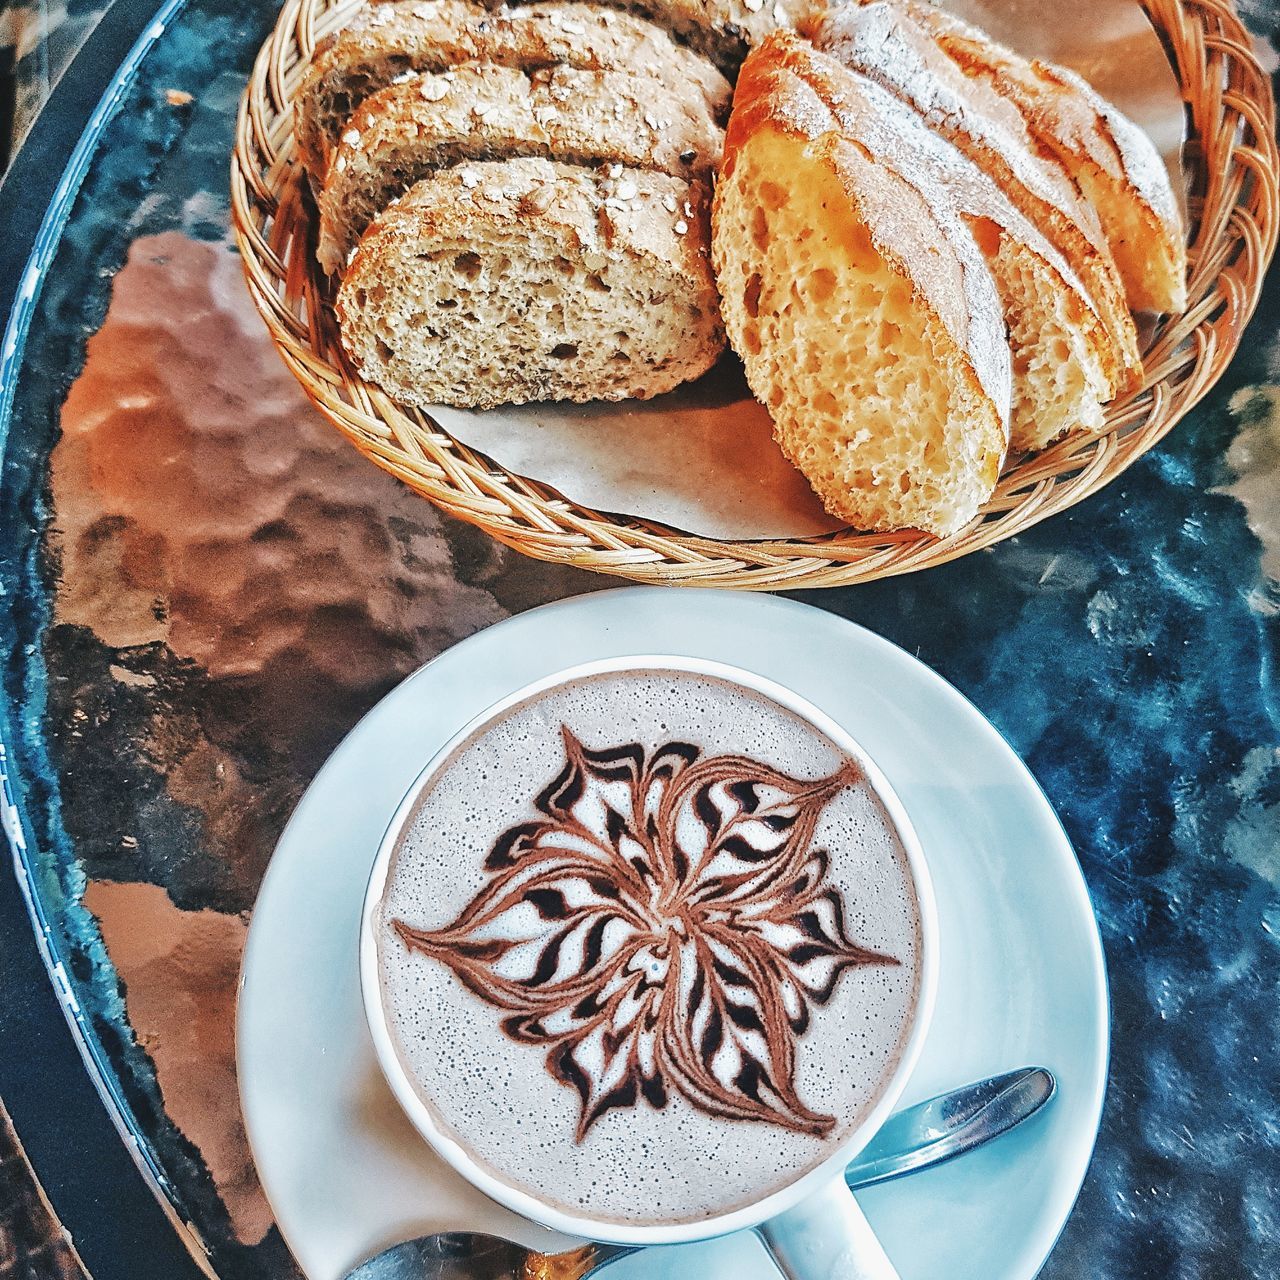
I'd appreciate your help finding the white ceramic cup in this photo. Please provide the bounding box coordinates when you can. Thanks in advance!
[360,656,938,1279]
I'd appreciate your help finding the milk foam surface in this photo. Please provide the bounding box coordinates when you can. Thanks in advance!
[378,669,922,1227]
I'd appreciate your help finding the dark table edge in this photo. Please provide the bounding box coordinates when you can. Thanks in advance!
[0,0,220,1276]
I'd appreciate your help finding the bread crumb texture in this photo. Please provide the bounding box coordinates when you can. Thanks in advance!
[714,125,1007,537]
[336,159,724,409]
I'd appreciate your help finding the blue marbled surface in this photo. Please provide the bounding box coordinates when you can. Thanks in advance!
[0,0,1277,1277]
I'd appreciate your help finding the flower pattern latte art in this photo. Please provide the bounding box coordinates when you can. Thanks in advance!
[392,728,899,1141]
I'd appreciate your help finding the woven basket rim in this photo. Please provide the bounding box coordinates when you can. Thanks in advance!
[229,0,1280,589]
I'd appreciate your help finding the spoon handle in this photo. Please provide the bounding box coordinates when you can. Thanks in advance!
[843,1066,1056,1189]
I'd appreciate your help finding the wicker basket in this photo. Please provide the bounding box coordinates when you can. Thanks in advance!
[230,0,1278,589]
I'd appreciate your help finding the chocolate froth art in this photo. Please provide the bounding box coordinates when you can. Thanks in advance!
[392,727,899,1141]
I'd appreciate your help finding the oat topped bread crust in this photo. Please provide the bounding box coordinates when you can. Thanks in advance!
[296,0,733,177]
[476,0,806,74]
[336,156,723,408]
[316,60,724,273]
[352,156,714,289]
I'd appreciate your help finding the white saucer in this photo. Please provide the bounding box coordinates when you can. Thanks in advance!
[238,588,1108,1280]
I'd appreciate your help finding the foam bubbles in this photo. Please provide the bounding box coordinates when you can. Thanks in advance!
[379,669,922,1226]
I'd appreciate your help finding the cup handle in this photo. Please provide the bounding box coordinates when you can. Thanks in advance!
[755,1177,899,1280]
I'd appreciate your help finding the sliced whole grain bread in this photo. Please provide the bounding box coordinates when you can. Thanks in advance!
[809,1,1142,392]
[316,62,723,273]
[336,157,723,407]
[749,33,1117,450]
[493,0,803,75]
[714,68,1010,536]
[296,0,732,179]
[906,0,1186,314]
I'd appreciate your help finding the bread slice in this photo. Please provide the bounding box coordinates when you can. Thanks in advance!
[493,0,802,76]
[316,62,723,274]
[619,0,797,75]
[295,0,732,179]
[714,81,1010,536]
[335,158,723,408]
[907,1,1185,315]
[747,33,1114,450]
[809,1,1142,392]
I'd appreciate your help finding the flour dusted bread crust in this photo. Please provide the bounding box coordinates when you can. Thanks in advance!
[809,1,1142,392]
[908,0,1186,315]
[748,33,1114,450]
[316,61,722,274]
[714,70,1010,536]
[295,0,732,179]
[336,158,723,408]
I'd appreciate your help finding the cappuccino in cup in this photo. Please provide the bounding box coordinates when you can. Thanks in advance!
[371,661,925,1231]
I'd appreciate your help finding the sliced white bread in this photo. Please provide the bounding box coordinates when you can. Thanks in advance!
[809,1,1142,392]
[316,62,723,274]
[714,67,1011,536]
[336,158,723,408]
[295,0,732,180]
[750,32,1115,450]
[907,0,1186,315]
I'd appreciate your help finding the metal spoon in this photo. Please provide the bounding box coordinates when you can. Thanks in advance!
[344,1066,1055,1280]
